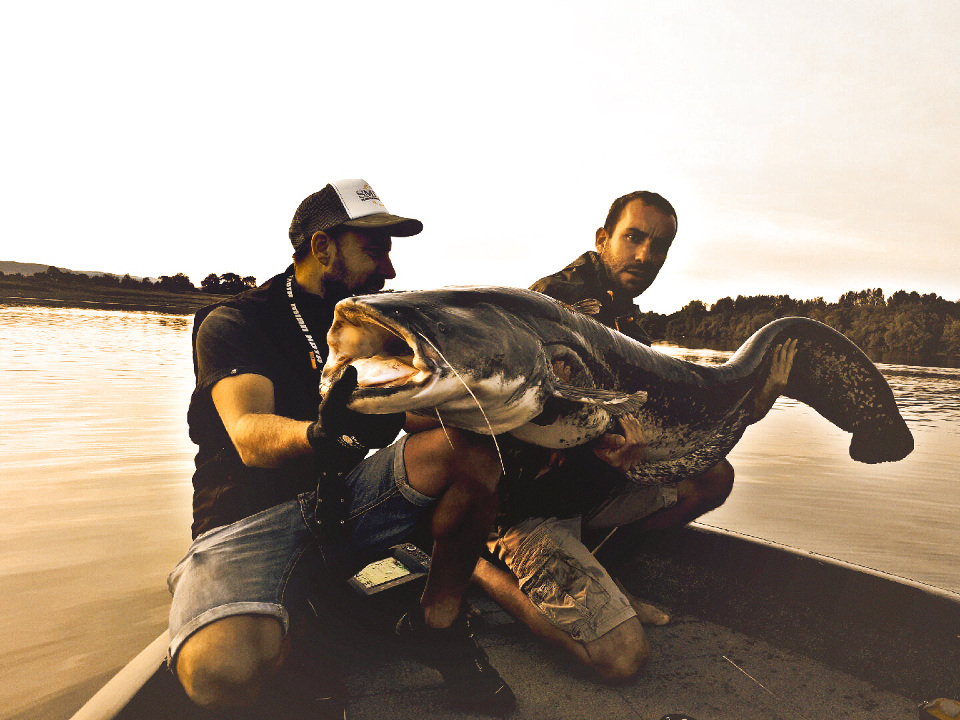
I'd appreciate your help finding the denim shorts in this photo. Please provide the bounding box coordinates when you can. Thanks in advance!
[166,435,433,663]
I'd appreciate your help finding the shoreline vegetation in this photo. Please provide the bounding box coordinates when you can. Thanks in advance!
[3,267,959,369]
[0,267,245,315]
[643,288,960,369]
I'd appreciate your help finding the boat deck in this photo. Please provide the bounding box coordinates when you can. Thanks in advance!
[336,591,919,720]
[69,525,959,720]
[98,588,921,720]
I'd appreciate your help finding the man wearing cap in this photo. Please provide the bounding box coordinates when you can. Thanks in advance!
[474,190,794,684]
[167,180,515,717]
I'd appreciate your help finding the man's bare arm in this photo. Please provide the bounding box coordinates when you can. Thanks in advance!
[211,373,313,468]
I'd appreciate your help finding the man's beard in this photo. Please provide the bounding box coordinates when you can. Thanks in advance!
[611,261,658,298]
[355,276,386,295]
[622,271,654,297]
[324,275,385,301]
[323,256,385,299]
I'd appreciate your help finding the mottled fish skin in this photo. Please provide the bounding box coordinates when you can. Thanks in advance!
[322,286,914,485]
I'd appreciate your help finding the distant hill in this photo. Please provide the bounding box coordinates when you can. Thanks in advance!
[0,261,143,280]
[0,261,61,276]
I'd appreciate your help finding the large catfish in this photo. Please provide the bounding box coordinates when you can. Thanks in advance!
[320,286,913,484]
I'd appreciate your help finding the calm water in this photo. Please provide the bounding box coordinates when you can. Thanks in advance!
[1,306,958,719]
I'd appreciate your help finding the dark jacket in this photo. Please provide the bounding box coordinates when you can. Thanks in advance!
[530,251,653,343]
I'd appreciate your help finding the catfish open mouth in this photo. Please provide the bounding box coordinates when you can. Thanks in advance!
[322,302,436,394]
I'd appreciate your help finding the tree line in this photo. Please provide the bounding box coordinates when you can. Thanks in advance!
[0,266,258,295]
[637,288,960,366]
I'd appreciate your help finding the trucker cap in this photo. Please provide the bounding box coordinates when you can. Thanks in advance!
[289,179,423,250]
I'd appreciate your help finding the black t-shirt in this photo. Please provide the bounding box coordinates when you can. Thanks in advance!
[195,306,274,392]
[187,269,334,538]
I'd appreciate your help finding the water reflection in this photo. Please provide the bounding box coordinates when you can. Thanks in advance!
[879,366,960,430]
[0,306,196,720]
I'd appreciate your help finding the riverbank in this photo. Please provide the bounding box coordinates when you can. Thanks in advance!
[0,278,226,315]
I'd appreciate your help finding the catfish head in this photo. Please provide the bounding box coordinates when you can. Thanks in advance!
[321,287,557,434]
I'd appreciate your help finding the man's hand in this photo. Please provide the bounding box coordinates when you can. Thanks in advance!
[552,359,573,383]
[557,358,647,472]
[308,366,405,452]
[593,414,647,472]
[751,338,798,421]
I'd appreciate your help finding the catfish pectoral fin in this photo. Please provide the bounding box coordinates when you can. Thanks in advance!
[552,383,648,416]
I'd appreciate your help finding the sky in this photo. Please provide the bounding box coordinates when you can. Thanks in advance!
[1,0,958,314]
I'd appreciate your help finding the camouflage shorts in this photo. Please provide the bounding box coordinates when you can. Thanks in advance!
[489,484,677,643]
[487,516,635,643]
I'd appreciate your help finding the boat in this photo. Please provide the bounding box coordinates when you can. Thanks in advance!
[67,523,960,719]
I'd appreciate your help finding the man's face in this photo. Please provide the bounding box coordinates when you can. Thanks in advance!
[595,200,677,298]
[327,230,396,295]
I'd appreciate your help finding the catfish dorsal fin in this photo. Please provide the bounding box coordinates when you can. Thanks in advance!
[551,382,647,416]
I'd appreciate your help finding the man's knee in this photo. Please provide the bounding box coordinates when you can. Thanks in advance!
[406,428,502,496]
[174,615,286,709]
[690,459,735,511]
[583,617,650,683]
[442,429,501,487]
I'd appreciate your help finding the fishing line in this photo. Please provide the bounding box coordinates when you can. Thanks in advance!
[721,655,812,720]
[434,409,456,451]
[417,332,506,475]
[590,527,619,556]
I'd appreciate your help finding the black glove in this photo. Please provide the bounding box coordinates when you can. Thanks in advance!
[307,365,406,454]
